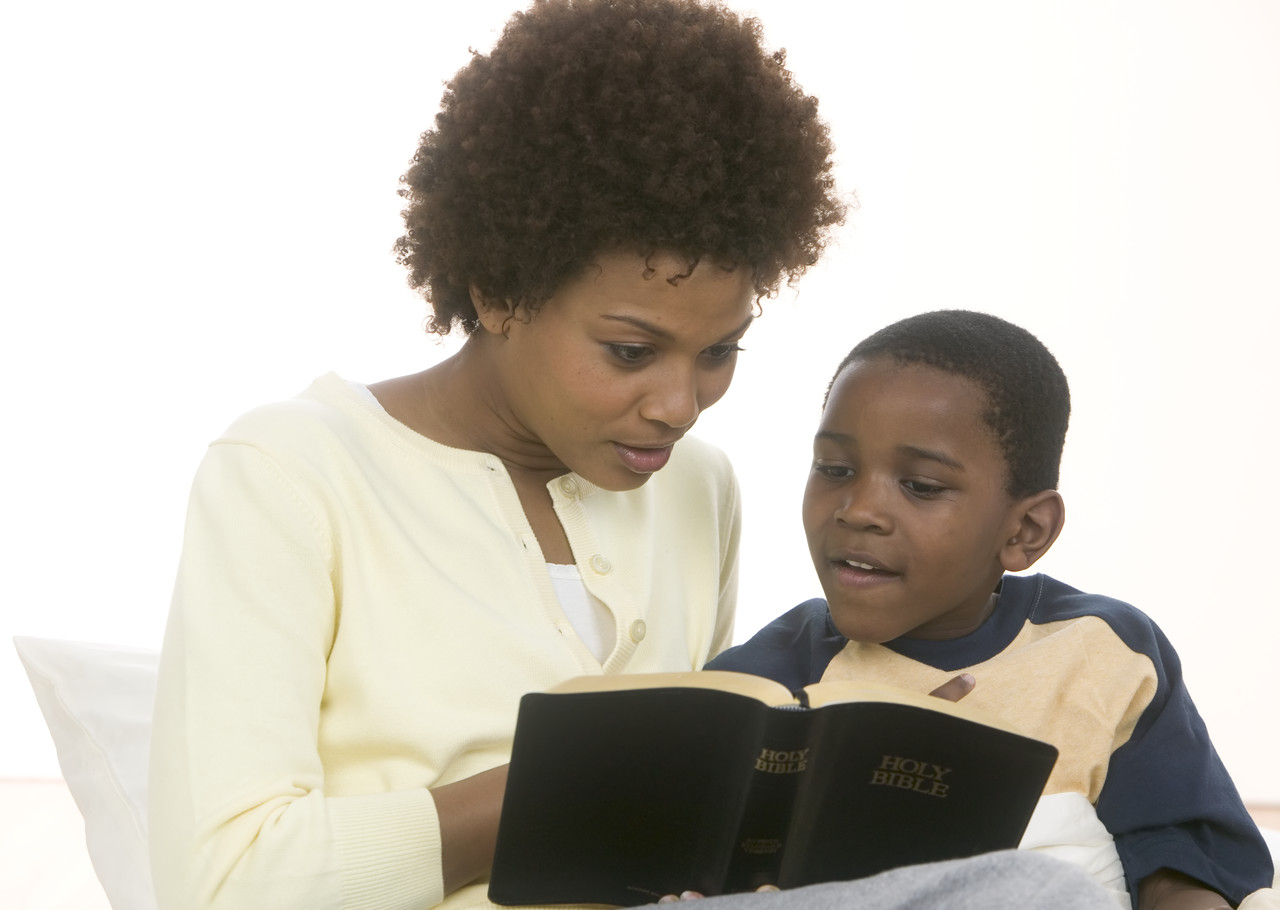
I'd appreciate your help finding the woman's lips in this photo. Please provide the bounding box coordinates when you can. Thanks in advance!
[613,442,675,474]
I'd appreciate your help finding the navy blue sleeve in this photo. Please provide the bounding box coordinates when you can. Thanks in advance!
[706,599,846,693]
[1094,610,1273,907]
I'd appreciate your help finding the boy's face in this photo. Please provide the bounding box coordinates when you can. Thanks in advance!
[803,357,1023,643]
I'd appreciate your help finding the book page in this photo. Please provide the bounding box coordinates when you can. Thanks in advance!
[544,672,1033,738]
[803,679,1028,734]
[547,670,797,705]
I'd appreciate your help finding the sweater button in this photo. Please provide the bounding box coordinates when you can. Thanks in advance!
[589,554,612,575]
[558,477,580,498]
[629,620,647,643]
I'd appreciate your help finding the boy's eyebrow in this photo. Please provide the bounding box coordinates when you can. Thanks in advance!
[899,445,966,472]
[812,433,967,472]
[599,313,755,343]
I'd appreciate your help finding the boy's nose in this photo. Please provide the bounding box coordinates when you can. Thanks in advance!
[835,483,892,533]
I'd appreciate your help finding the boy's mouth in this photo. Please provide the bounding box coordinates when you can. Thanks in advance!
[831,555,900,580]
[841,559,883,572]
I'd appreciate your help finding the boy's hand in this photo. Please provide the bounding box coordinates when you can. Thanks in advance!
[929,673,976,702]
[659,885,780,901]
[1139,869,1231,910]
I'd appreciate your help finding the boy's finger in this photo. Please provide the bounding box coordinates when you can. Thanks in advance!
[928,673,976,702]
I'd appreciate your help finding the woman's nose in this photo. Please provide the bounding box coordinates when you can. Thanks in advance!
[639,365,700,429]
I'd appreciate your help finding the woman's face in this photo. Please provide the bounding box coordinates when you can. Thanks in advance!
[485,251,756,491]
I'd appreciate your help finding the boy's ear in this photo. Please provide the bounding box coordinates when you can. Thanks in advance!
[1000,490,1066,573]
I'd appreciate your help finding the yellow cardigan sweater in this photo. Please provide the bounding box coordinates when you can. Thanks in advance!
[148,373,740,910]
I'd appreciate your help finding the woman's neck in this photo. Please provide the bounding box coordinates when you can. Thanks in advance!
[369,339,571,485]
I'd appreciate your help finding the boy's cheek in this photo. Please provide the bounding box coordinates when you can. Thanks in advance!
[800,485,827,537]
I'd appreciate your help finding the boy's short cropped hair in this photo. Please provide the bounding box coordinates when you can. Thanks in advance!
[394,0,846,336]
[831,310,1070,498]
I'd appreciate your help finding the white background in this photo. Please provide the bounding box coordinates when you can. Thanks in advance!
[3,1,1278,804]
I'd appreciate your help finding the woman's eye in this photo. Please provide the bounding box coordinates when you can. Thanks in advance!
[607,344,652,365]
[704,343,744,362]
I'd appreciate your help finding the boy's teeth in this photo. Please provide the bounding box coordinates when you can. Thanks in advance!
[843,560,877,571]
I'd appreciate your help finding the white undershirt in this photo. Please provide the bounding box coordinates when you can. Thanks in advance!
[547,563,615,663]
[351,382,617,662]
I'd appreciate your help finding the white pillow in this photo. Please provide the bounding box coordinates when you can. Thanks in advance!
[14,636,159,910]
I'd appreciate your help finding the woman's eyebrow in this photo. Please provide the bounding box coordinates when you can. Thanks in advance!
[599,314,674,340]
[599,313,755,343]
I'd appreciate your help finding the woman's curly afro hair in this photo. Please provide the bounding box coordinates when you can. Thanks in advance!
[394,0,846,335]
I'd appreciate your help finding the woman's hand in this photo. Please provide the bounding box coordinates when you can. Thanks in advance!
[431,764,510,895]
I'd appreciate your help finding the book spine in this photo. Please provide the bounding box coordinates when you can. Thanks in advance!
[721,707,813,893]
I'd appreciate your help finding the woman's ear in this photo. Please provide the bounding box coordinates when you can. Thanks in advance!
[470,285,516,336]
[1000,490,1066,573]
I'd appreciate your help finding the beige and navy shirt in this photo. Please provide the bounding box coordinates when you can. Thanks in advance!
[708,573,1272,906]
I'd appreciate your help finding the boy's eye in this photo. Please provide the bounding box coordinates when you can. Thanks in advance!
[902,479,945,497]
[606,343,652,365]
[813,461,853,480]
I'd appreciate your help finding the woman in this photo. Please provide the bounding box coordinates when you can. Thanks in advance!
[149,1,841,907]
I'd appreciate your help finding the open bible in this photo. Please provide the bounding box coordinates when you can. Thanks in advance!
[488,670,1057,907]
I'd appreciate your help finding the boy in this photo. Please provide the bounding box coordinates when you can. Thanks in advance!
[708,310,1274,909]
